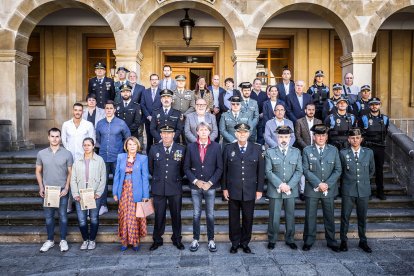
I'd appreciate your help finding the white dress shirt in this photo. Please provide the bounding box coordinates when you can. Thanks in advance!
[284,82,290,96]
[271,100,277,111]
[306,117,314,144]
[296,94,304,109]
[212,87,220,108]
[343,84,360,95]
[61,118,96,160]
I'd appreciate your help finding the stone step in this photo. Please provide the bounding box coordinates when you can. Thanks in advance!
[0,221,413,243]
[0,163,37,174]
[0,208,413,227]
[0,194,412,211]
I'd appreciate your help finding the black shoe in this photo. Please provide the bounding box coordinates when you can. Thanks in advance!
[359,242,372,253]
[230,245,238,254]
[377,193,387,200]
[327,244,340,252]
[340,241,348,252]
[299,194,305,201]
[302,244,311,251]
[173,241,185,250]
[286,242,298,250]
[241,245,252,254]
[149,242,162,251]
[267,242,275,250]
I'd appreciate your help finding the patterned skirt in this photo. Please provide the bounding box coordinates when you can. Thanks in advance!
[118,179,147,245]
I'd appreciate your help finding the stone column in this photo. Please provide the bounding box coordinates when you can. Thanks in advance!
[0,50,34,150]
[231,50,260,85]
[112,50,144,82]
[340,52,377,88]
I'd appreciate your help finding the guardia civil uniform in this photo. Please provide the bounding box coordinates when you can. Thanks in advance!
[239,82,259,143]
[265,126,302,249]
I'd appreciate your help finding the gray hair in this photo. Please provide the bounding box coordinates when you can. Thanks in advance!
[196,121,212,132]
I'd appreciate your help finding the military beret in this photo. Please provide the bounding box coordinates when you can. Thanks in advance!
[275,125,293,135]
[369,97,381,105]
[159,123,175,132]
[235,123,250,132]
[238,82,252,89]
[175,74,186,81]
[361,85,371,92]
[348,127,363,137]
[336,96,349,105]
[117,67,130,73]
[333,83,343,90]
[94,62,106,69]
[315,70,324,77]
[230,96,241,103]
[310,124,329,134]
[160,89,174,97]
[120,84,132,92]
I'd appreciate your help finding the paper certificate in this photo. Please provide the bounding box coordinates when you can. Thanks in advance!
[80,188,96,210]
[43,186,61,208]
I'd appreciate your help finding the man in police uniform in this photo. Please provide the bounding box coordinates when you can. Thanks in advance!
[360,97,389,200]
[172,74,196,116]
[219,96,253,144]
[352,85,372,119]
[239,82,259,143]
[115,84,142,141]
[114,66,130,105]
[87,62,115,109]
[302,124,342,252]
[324,96,357,151]
[265,126,302,250]
[222,123,264,254]
[150,89,183,144]
[322,83,354,120]
[148,124,186,251]
[339,128,375,253]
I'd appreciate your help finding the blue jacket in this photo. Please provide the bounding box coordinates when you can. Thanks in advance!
[276,81,295,102]
[96,117,131,162]
[262,99,286,124]
[141,87,162,119]
[285,92,312,124]
[250,90,268,113]
[113,153,150,202]
[131,83,145,104]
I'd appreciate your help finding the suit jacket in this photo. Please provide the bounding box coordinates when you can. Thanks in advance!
[265,146,303,198]
[250,90,268,113]
[207,85,226,109]
[184,141,223,189]
[148,142,185,196]
[264,118,295,148]
[222,142,265,201]
[113,153,150,202]
[160,78,177,91]
[131,83,145,104]
[262,99,286,124]
[218,89,241,113]
[184,112,218,143]
[141,87,162,119]
[276,81,295,102]
[302,144,342,198]
[294,117,322,150]
[82,107,106,128]
[340,147,375,197]
[285,92,313,124]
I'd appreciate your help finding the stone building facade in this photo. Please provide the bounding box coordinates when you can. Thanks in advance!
[0,0,414,147]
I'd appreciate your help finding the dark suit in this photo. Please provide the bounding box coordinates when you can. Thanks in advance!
[218,89,241,113]
[131,83,145,104]
[208,85,227,142]
[262,99,286,125]
[222,142,265,247]
[294,117,322,150]
[141,87,162,152]
[150,108,183,143]
[276,81,295,102]
[88,77,115,109]
[149,142,186,244]
[285,92,312,124]
[250,90,269,145]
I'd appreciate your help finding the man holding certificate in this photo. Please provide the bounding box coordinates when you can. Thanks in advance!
[36,128,73,252]
[70,138,106,250]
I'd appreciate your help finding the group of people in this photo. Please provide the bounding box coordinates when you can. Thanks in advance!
[35,62,389,255]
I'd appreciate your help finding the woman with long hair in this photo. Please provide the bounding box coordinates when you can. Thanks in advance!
[194,76,214,113]
[263,85,286,124]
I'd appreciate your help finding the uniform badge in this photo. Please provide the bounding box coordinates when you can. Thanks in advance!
[310,153,313,158]
[157,113,160,118]
[231,151,235,157]
[346,154,349,159]
[105,82,111,90]
[361,104,364,109]
[174,150,183,161]
[116,106,120,110]
[156,153,159,158]
[93,83,96,87]
[369,119,373,125]
[336,118,341,124]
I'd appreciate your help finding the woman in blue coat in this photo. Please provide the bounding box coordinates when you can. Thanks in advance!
[113,136,150,251]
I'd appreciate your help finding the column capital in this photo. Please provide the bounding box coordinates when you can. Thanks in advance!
[0,50,32,66]
[340,52,377,67]
[231,50,260,64]
[112,50,144,65]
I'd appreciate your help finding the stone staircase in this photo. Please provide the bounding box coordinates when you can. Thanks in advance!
[0,149,413,244]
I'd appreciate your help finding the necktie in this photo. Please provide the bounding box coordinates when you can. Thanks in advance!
[124,102,128,108]
[347,87,351,95]
[319,147,324,158]
[165,79,168,89]
[282,149,286,156]
[234,113,238,120]
[165,147,170,154]
[240,147,245,154]
[164,109,168,115]
[245,101,249,107]
[354,151,359,162]
[152,89,156,101]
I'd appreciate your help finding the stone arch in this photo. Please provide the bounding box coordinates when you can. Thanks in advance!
[130,0,244,50]
[5,0,124,52]
[249,0,356,55]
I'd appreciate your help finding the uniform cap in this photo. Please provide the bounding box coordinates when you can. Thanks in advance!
[120,84,132,92]
[117,67,130,73]
[159,123,175,132]
[238,82,252,89]
[368,97,381,105]
[335,96,349,105]
[230,96,242,103]
[348,127,362,137]
[235,123,251,132]
[160,89,174,97]
[310,124,329,134]
[315,70,324,77]
[333,83,343,90]
[94,62,106,69]
[175,74,186,81]
[361,85,371,92]
[275,125,293,135]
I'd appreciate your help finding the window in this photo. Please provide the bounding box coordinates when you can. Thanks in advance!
[86,37,116,82]
[256,39,291,86]
[28,33,41,101]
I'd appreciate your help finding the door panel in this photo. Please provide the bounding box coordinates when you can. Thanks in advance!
[171,67,190,89]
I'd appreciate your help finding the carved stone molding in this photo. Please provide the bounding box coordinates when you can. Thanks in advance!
[0,50,32,66]
[340,52,377,66]
[231,50,260,64]
[157,0,215,4]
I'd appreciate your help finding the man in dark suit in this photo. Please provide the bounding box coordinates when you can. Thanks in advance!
[208,75,226,142]
[128,71,145,104]
[222,123,265,254]
[276,68,295,102]
[286,80,312,124]
[251,78,269,145]
[218,77,241,113]
[184,121,223,252]
[148,124,186,251]
[141,74,162,152]
[87,62,115,109]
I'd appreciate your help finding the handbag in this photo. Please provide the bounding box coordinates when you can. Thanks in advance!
[136,198,154,218]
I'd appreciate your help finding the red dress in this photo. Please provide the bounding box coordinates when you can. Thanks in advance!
[118,159,147,245]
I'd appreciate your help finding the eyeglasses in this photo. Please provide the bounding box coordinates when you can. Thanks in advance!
[231,103,240,106]
[213,79,219,81]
